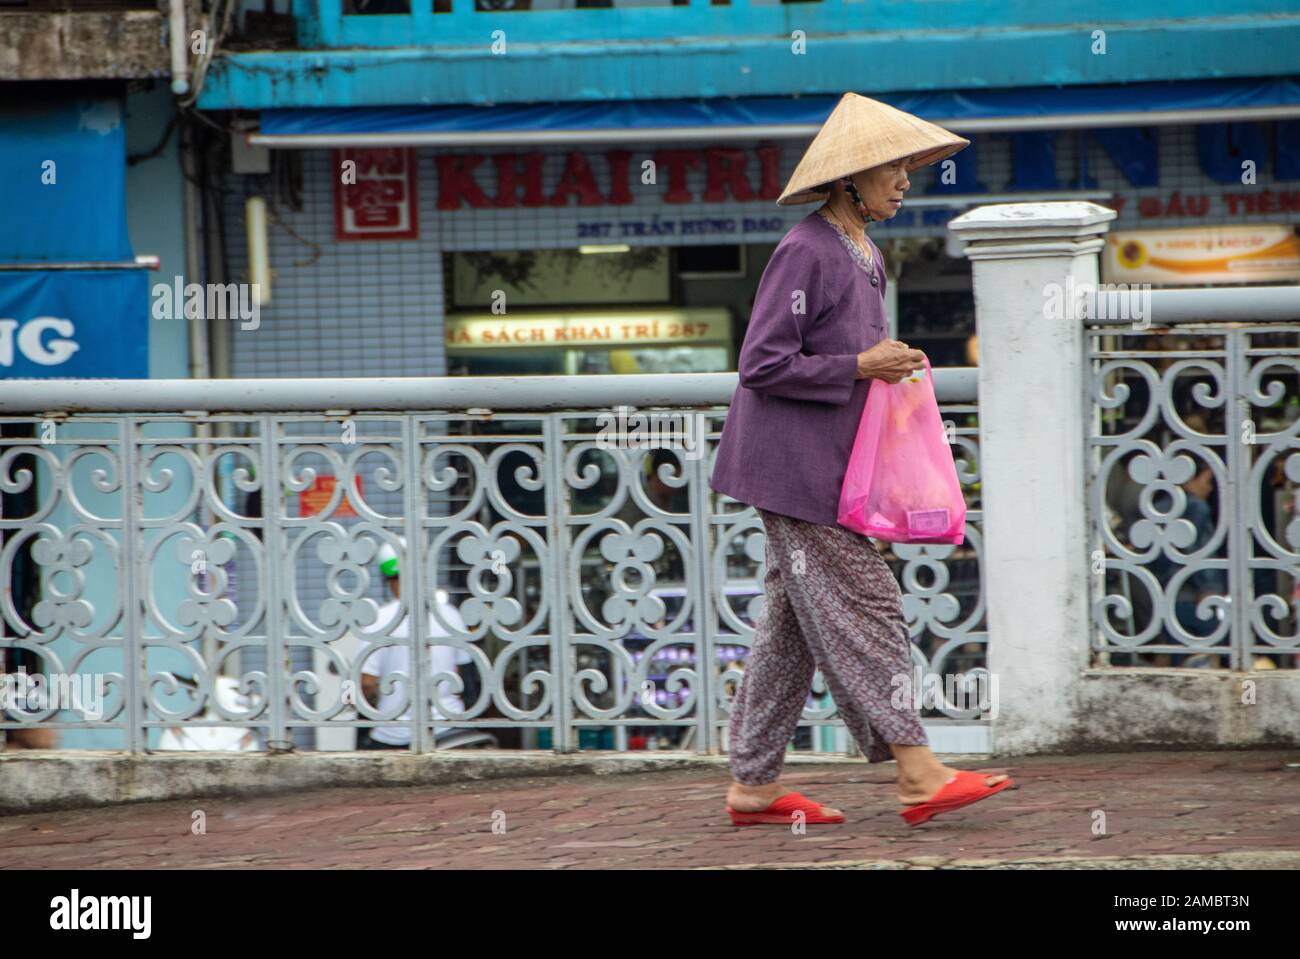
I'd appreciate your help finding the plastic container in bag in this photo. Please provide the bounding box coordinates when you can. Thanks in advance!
[836,356,966,545]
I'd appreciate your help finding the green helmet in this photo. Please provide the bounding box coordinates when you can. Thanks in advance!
[377,537,405,578]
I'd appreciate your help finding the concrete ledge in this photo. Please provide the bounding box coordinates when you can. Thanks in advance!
[0,749,899,814]
[0,11,168,80]
[1071,668,1300,750]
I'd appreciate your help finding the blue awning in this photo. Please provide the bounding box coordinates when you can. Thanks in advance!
[0,97,135,263]
[256,77,1300,144]
[0,95,149,379]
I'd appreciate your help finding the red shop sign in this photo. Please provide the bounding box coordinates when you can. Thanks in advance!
[333,147,419,240]
[435,147,785,210]
[298,475,361,518]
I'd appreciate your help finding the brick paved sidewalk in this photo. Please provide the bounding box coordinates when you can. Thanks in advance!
[4,751,1298,869]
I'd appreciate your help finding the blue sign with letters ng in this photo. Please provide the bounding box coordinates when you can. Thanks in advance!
[0,270,148,379]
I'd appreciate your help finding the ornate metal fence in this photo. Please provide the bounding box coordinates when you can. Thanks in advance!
[1087,312,1300,669]
[0,373,987,753]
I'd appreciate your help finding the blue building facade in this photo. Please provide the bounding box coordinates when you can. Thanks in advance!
[196,2,1300,378]
[0,14,193,748]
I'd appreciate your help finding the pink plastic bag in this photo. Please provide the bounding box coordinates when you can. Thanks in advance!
[837,356,967,545]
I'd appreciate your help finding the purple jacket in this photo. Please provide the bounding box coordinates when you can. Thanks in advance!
[710,210,888,525]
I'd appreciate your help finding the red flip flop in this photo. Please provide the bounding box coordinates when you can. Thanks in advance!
[727,791,845,826]
[900,770,1013,826]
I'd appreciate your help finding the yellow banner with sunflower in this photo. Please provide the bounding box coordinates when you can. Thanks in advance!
[1103,225,1300,285]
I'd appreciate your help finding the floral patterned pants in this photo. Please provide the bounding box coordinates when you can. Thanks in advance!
[728,509,930,785]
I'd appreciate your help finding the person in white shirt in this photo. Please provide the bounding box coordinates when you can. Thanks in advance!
[354,539,474,749]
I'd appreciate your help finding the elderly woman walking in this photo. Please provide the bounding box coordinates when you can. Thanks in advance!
[711,93,1013,827]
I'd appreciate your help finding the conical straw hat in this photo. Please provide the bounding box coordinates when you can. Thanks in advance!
[777,92,970,205]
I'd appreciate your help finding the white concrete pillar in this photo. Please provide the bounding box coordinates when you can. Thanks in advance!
[947,202,1116,754]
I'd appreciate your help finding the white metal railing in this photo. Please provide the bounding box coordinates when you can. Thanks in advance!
[0,371,987,754]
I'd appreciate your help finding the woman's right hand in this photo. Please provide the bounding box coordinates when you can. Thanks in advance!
[856,340,927,383]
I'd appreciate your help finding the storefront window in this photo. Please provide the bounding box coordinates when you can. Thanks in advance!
[445,310,734,375]
[573,346,730,374]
